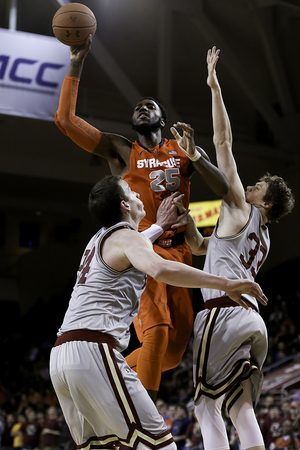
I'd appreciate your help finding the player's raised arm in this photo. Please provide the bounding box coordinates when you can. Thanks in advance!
[207,47,247,210]
[55,35,131,176]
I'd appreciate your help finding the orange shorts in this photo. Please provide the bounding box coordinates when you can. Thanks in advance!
[133,241,193,345]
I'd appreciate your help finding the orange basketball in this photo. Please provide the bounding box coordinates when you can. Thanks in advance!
[52,3,97,46]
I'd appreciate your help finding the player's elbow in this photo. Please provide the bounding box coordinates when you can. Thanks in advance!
[55,111,68,135]
[213,136,232,150]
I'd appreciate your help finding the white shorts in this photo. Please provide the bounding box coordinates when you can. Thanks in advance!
[50,340,173,450]
[193,305,268,410]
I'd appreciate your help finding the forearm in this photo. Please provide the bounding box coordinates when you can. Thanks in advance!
[211,87,232,151]
[55,76,103,152]
[152,259,228,290]
[192,156,229,196]
[127,237,218,288]
[183,215,207,255]
[66,60,84,78]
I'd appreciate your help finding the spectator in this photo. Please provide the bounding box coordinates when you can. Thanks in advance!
[170,404,191,450]
[156,400,174,429]
[265,395,276,409]
[256,402,270,429]
[274,420,300,449]
[281,401,292,421]
[19,409,41,450]
[40,406,61,450]
[185,411,203,450]
[289,401,300,436]
[165,405,177,430]
[1,413,15,450]
[261,404,285,449]
[11,414,25,450]
[36,411,45,428]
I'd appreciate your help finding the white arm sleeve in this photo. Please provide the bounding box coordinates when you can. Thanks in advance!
[141,224,164,243]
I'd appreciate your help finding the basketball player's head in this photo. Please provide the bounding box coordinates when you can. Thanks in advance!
[88,176,145,227]
[245,173,294,223]
[259,173,295,223]
[88,175,128,227]
[132,97,167,135]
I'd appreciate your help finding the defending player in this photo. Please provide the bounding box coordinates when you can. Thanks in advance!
[54,35,230,401]
[50,174,268,450]
[171,47,295,450]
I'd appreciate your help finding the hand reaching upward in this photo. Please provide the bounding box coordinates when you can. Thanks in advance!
[207,46,221,90]
[170,122,201,161]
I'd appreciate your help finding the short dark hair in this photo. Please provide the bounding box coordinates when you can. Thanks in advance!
[88,175,128,227]
[139,96,167,126]
[259,173,295,223]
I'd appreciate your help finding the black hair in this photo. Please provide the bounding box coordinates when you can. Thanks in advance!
[88,175,128,227]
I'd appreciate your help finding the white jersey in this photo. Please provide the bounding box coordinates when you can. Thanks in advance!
[58,221,147,351]
[201,206,270,310]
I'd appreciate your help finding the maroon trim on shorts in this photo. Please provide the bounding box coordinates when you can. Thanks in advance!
[53,329,117,349]
[204,295,258,312]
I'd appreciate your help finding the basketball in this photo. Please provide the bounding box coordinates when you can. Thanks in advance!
[52,3,97,46]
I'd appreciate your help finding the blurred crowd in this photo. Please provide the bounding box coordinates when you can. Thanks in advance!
[1,281,300,450]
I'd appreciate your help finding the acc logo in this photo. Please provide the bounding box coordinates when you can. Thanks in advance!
[0,55,64,89]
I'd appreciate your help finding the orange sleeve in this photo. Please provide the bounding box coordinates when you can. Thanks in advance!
[55,76,103,153]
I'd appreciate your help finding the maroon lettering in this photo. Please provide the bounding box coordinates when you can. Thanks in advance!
[240,232,267,279]
[78,247,95,284]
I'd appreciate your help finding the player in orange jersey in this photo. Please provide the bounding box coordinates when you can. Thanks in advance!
[55,35,230,402]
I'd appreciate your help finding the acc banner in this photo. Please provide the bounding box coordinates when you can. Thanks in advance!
[189,199,222,228]
[0,28,69,120]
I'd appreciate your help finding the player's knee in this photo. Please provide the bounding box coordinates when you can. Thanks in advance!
[143,325,169,355]
[162,341,187,371]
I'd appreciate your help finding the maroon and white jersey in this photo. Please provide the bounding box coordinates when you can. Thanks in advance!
[58,222,147,351]
[201,206,270,310]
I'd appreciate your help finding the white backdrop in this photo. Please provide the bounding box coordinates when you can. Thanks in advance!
[0,28,69,120]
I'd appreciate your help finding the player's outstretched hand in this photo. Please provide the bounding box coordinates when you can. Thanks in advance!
[156,192,189,231]
[170,122,202,162]
[224,278,268,309]
[170,194,193,229]
[207,46,220,90]
[69,34,92,63]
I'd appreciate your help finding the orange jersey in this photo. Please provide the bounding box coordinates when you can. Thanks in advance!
[123,139,191,239]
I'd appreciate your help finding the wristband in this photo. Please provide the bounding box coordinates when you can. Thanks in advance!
[189,150,202,161]
[141,224,164,243]
[178,144,202,162]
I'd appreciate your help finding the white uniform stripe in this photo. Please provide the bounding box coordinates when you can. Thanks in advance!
[198,307,217,378]
[102,344,136,424]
